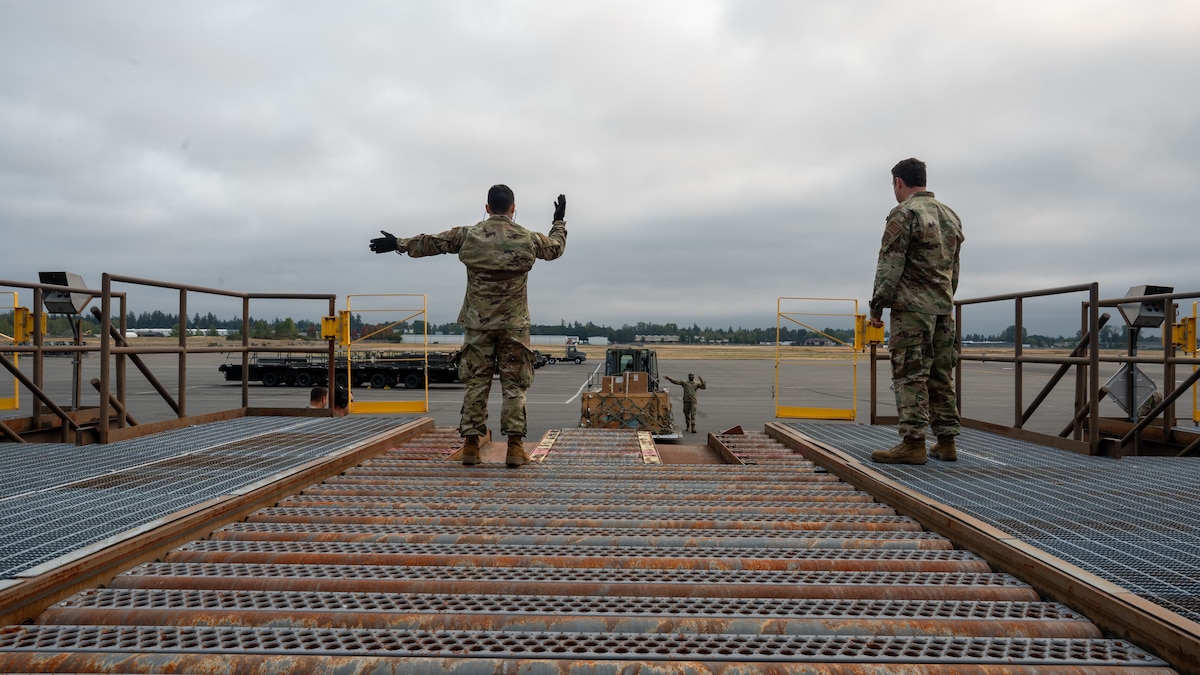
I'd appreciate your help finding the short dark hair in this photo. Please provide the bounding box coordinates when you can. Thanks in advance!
[333,386,350,409]
[487,184,515,212]
[309,386,327,404]
[891,158,927,188]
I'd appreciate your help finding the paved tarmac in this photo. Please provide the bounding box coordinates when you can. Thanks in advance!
[5,350,1164,443]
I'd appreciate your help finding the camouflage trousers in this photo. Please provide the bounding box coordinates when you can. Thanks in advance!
[458,327,535,438]
[889,310,961,440]
[682,398,698,427]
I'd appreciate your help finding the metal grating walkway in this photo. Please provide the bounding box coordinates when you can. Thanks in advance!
[0,427,1175,672]
[0,415,415,578]
[787,422,1200,624]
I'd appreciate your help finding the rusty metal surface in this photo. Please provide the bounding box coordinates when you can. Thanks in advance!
[130,545,989,573]
[535,427,659,464]
[0,625,1171,668]
[712,430,804,465]
[0,426,1178,672]
[185,531,950,551]
[0,654,1180,675]
[376,425,463,461]
[114,562,1037,601]
[232,513,917,533]
[214,516,926,537]
[250,504,901,523]
[42,589,1103,638]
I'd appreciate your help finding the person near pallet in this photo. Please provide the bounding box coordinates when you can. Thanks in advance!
[369,185,567,467]
[664,373,706,433]
[868,157,964,465]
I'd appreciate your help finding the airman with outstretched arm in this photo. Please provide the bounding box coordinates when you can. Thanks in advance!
[664,373,706,433]
[370,185,567,467]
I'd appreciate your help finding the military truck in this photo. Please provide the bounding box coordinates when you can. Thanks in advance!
[547,345,588,365]
[579,347,679,439]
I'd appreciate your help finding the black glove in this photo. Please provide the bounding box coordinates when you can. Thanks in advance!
[369,230,399,254]
[553,194,566,221]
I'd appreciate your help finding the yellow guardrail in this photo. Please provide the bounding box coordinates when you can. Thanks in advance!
[775,297,880,421]
[343,294,432,415]
[1,292,18,410]
[1170,301,1199,425]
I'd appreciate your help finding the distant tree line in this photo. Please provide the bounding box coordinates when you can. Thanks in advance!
[964,324,1162,349]
[398,320,851,345]
[2,311,850,345]
[0,311,1163,348]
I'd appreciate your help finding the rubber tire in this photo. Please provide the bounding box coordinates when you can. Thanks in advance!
[404,373,422,389]
[369,373,389,389]
[295,372,314,388]
[548,358,557,365]
[261,371,281,387]
[574,357,583,364]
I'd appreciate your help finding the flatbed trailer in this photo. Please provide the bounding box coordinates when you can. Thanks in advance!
[218,350,460,389]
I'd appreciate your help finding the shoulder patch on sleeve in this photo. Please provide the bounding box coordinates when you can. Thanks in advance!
[882,219,903,244]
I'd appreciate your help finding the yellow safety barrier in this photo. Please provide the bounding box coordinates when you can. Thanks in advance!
[320,311,352,345]
[343,294,433,415]
[1,293,18,410]
[775,297,869,421]
[854,314,886,351]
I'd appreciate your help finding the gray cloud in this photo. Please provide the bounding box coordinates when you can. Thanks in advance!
[1,0,1197,338]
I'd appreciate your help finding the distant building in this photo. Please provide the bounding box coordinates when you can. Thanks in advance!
[635,335,680,343]
[369,334,611,347]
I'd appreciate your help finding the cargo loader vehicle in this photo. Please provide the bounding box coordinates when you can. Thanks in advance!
[579,346,679,439]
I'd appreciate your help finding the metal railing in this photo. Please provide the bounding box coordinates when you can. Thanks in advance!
[868,282,1200,456]
[1096,288,1200,456]
[1,274,337,444]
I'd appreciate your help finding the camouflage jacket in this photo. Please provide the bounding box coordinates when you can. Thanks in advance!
[870,191,963,318]
[399,215,567,330]
[665,375,706,402]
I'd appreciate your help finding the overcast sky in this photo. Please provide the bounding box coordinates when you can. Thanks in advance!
[2,1,1197,337]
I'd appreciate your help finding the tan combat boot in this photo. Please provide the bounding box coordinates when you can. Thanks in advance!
[930,435,957,461]
[460,435,480,466]
[506,436,529,468]
[870,437,927,465]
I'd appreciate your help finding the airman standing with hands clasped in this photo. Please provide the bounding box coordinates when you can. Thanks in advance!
[869,158,964,466]
[369,185,568,467]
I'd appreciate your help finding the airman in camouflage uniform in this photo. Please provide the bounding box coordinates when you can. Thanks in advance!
[664,373,706,433]
[370,185,567,467]
[869,158,964,465]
